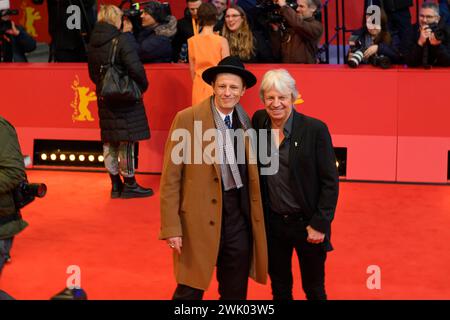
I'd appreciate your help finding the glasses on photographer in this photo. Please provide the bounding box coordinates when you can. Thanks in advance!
[225,14,242,19]
[419,14,437,20]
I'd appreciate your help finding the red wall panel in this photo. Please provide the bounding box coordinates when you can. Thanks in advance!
[1,63,449,182]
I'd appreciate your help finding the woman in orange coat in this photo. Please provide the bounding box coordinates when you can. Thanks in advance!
[188,2,229,105]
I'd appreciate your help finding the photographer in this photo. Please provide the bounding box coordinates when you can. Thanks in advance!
[0,9,36,62]
[172,0,202,62]
[405,2,450,67]
[46,0,97,62]
[124,2,176,63]
[269,0,323,63]
[0,116,28,274]
[347,8,401,68]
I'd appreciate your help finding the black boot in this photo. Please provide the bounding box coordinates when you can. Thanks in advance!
[109,174,123,199]
[121,176,154,199]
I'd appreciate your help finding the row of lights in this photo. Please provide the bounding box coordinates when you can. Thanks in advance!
[40,153,104,163]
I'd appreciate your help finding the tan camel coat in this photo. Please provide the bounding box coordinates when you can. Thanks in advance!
[159,98,268,290]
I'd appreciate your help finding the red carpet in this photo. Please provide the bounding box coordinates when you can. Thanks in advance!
[1,170,449,300]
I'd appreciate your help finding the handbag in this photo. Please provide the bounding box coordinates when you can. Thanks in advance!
[98,37,141,105]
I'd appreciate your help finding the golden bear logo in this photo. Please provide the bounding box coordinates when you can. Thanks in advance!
[294,93,304,105]
[20,2,41,38]
[71,75,97,122]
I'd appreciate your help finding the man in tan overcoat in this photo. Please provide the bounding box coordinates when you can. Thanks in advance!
[159,56,268,300]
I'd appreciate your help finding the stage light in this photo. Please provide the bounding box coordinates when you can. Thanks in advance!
[79,155,85,162]
[60,154,66,161]
[336,160,339,168]
[50,154,57,161]
[41,153,48,161]
[88,155,95,162]
[98,155,104,162]
[69,154,76,161]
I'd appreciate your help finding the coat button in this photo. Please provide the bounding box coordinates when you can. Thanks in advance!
[209,221,215,226]
[212,199,217,204]
[214,177,219,182]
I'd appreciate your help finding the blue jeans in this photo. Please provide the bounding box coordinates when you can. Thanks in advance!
[0,237,13,274]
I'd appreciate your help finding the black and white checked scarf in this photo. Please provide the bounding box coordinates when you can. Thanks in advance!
[211,97,251,191]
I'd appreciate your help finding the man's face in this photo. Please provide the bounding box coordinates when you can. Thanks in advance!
[213,73,246,113]
[141,11,157,27]
[296,0,316,19]
[419,8,440,27]
[263,86,293,123]
[187,0,202,19]
[212,0,227,16]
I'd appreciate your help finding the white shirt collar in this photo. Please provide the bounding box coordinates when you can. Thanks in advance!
[215,107,233,126]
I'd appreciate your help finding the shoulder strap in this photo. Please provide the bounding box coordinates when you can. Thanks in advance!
[108,37,119,65]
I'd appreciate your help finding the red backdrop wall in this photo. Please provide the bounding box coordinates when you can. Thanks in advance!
[1,63,449,183]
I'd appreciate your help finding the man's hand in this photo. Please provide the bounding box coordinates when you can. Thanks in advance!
[273,0,287,7]
[418,25,431,46]
[306,225,325,244]
[5,21,20,37]
[363,44,378,59]
[429,32,442,46]
[166,236,182,255]
[122,19,133,33]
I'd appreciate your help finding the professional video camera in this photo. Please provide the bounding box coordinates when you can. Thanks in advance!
[0,8,18,35]
[255,0,298,24]
[120,1,171,35]
[13,180,47,209]
[348,37,391,69]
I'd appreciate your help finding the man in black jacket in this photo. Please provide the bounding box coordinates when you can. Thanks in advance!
[172,0,202,62]
[47,0,96,62]
[252,69,339,300]
[0,116,28,275]
[127,2,176,63]
[405,2,450,67]
[0,10,36,62]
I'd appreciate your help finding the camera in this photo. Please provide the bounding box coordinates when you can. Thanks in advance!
[427,22,447,42]
[256,0,298,24]
[121,1,171,35]
[13,180,47,209]
[347,37,391,69]
[0,8,18,35]
[348,39,365,68]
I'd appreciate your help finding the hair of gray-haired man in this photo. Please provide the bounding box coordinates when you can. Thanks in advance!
[259,69,299,102]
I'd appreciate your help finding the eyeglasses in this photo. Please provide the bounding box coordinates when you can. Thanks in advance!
[419,14,437,20]
[225,14,242,19]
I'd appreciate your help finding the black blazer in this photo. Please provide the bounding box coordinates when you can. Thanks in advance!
[252,109,339,251]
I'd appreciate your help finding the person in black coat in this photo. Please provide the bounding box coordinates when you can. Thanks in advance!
[47,0,97,62]
[348,7,401,66]
[252,69,339,300]
[405,2,450,67]
[87,4,153,199]
[132,2,176,63]
[171,0,202,62]
[0,11,36,62]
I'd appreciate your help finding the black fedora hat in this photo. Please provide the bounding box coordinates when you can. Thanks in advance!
[202,56,257,89]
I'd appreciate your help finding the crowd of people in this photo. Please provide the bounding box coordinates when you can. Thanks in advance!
[1,0,449,66]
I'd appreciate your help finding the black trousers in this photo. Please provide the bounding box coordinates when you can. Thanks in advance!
[267,211,327,300]
[173,188,251,300]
